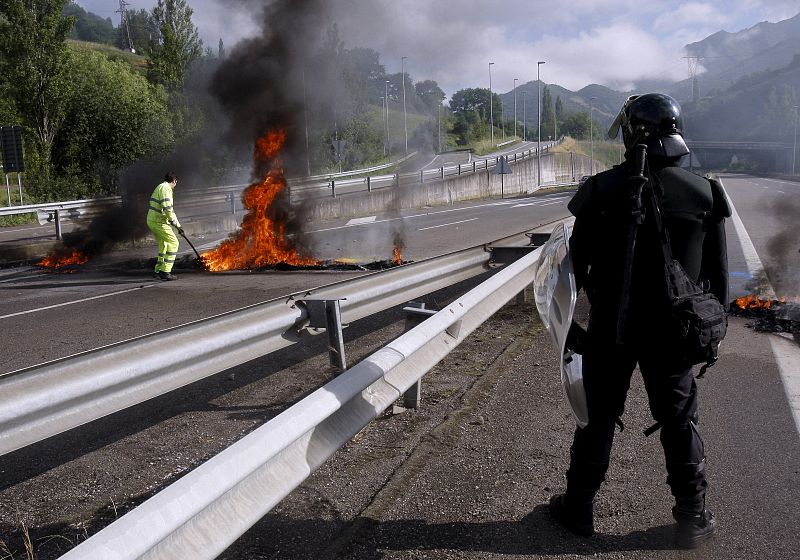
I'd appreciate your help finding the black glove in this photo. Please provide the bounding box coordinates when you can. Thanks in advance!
[565,321,587,355]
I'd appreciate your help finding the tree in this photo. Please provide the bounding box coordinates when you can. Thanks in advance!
[145,0,202,89]
[0,0,75,168]
[541,86,554,139]
[64,1,115,44]
[52,48,173,195]
[555,96,565,133]
[560,112,592,139]
[116,9,155,53]
[415,80,445,112]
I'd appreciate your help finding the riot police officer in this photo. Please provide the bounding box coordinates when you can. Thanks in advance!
[549,93,730,549]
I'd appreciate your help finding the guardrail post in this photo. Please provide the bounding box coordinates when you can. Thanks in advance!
[485,160,488,170]
[458,164,462,175]
[420,169,424,184]
[331,179,336,198]
[367,176,372,192]
[570,151,575,181]
[401,302,438,409]
[228,193,236,217]
[472,162,476,173]
[54,209,62,240]
[440,166,444,179]
[302,299,347,371]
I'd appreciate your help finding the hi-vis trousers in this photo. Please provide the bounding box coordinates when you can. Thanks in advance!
[146,215,179,273]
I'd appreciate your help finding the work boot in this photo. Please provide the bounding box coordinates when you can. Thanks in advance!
[673,506,716,549]
[158,271,178,281]
[549,494,595,536]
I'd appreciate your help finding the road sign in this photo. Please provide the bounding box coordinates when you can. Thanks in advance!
[332,140,346,160]
[491,155,513,175]
[1,125,24,173]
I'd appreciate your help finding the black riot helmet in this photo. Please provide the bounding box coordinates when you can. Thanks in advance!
[607,93,689,159]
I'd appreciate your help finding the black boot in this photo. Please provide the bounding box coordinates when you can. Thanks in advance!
[673,504,716,549]
[549,493,595,536]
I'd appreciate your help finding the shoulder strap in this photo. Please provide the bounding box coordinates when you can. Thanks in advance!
[647,172,674,265]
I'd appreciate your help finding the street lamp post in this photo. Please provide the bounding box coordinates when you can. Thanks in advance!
[438,102,442,153]
[537,61,545,186]
[380,96,386,156]
[489,62,495,146]
[590,96,597,174]
[793,105,799,175]
[385,80,391,157]
[401,57,408,155]
[513,78,518,139]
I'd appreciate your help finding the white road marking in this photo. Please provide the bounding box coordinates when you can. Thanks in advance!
[777,190,786,194]
[726,190,800,436]
[537,200,565,207]
[305,196,568,234]
[510,203,540,208]
[0,283,159,320]
[346,216,377,226]
[417,218,478,231]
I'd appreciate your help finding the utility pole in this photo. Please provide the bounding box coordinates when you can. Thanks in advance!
[401,57,408,155]
[489,62,495,146]
[302,67,311,176]
[116,0,135,53]
[537,61,545,186]
[794,105,799,175]
[380,96,386,156]
[590,96,597,174]
[385,80,391,158]
[513,78,518,139]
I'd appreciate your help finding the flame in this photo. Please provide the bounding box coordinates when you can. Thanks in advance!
[201,130,317,271]
[734,295,777,310]
[392,245,403,265]
[38,249,90,271]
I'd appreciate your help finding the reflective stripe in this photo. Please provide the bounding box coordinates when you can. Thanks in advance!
[151,197,170,203]
[149,206,161,212]
[165,251,178,255]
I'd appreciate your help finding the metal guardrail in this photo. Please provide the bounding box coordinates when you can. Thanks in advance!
[0,240,515,457]
[59,239,544,560]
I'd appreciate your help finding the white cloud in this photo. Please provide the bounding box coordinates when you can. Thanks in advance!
[72,0,799,94]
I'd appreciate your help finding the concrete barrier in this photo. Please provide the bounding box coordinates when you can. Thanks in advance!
[300,151,600,222]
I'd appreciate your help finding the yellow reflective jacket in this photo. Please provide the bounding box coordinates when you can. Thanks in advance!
[147,181,181,227]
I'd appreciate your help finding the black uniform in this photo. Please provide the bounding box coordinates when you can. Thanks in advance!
[564,155,730,513]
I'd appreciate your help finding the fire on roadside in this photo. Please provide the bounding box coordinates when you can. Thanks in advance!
[201,129,318,272]
[38,249,90,271]
[733,294,786,310]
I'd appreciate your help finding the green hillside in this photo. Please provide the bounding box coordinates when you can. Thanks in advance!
[67,39,147,75]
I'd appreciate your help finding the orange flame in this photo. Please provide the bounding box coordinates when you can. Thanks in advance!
[201,130,317,271]
[392,245,403,265]
[38,250,90,271]
[734,295,777,310]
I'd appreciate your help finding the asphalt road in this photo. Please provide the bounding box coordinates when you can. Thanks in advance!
[0,190,573,374]
[0,173,798,559]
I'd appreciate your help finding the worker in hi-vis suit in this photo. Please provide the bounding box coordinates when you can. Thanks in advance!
[146,172,183,281]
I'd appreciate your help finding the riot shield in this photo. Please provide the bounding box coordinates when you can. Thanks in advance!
[533,223,588,428]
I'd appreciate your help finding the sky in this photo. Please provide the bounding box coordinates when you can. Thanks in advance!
[77,0,800,94]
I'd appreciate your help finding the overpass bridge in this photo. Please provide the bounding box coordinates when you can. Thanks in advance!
[686,139,795,172]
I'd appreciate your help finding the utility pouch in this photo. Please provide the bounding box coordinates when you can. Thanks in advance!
[651,176,727,373]
[666,260,727,368]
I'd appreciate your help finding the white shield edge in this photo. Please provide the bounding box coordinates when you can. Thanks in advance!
[533,223,589,428]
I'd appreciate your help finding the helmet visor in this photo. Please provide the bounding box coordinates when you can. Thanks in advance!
[607,95,639,139]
